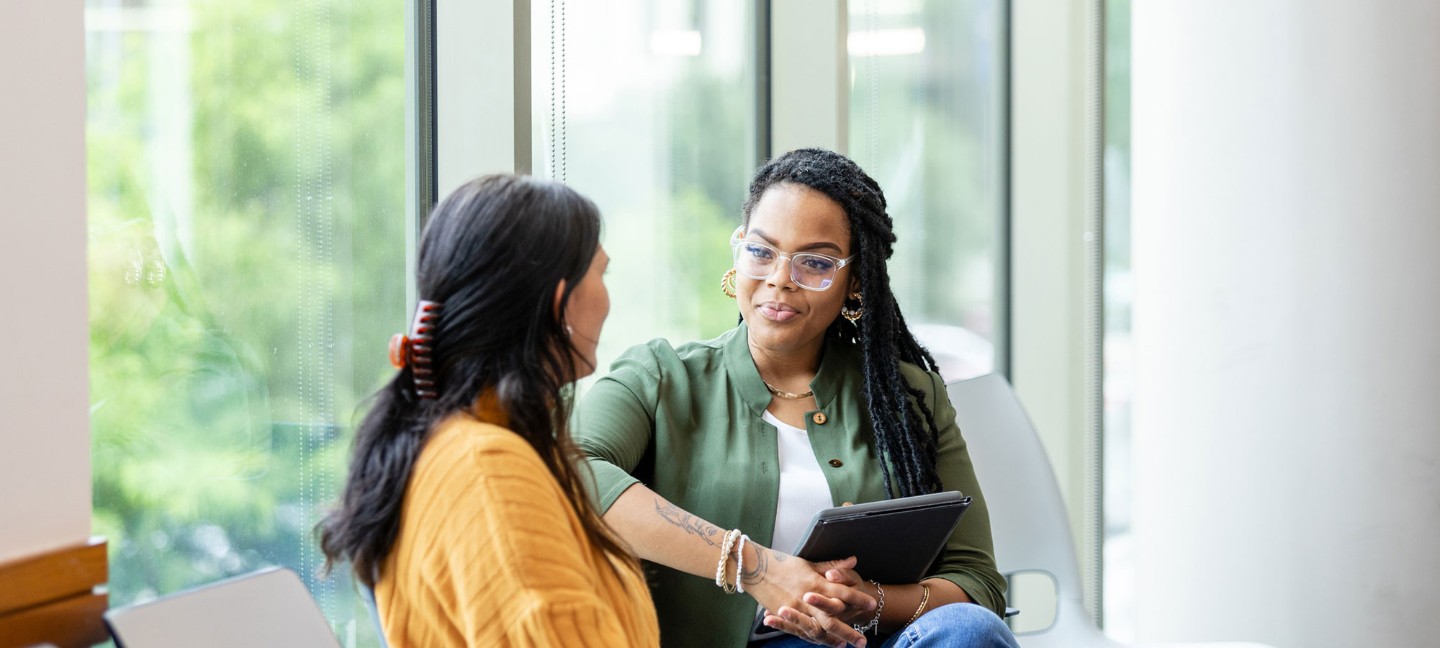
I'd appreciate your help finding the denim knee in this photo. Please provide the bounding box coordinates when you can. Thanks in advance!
[881,603,1019,648]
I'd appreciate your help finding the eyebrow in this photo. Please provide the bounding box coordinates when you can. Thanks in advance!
[747,228,846,255]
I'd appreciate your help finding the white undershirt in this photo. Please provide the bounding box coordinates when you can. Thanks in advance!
[764,410,834,555]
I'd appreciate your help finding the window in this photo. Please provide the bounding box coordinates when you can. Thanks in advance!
[532,0,758,371]
[1102,0,1134,638]
[533,0,1006,382]
[847,0,1008,380]
[86,0,405,642]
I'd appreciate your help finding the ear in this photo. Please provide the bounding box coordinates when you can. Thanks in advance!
[552,279,568,322]
[847,275,860,295]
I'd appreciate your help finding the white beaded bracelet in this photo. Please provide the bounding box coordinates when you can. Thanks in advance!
[715,529,741,593]
[736,534,750,593]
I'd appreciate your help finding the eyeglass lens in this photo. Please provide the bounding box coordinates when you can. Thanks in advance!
[733,240,839,290]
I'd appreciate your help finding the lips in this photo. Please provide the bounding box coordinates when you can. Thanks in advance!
[756,301,800,323]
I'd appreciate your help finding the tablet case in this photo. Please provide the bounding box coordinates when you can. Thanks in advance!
[791,491,971,583]
[749,491,972,640]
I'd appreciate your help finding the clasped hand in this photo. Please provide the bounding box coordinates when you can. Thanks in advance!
[749,553,876,648]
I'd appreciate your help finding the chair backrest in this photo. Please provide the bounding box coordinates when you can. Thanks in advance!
[104,567,341,648]
[948,374,1278,648]
[947,373,1084,601]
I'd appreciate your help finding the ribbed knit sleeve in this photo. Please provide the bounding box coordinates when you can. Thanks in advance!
[375,416,659,648]
[502,596,634,647]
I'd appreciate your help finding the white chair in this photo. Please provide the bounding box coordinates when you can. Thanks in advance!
[104,567,341,648]
[948,374,1271,648]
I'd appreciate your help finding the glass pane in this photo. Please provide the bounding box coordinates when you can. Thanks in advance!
[1102,0,1134,640]
[848,0,1007,380]
[85,0,405,644]
[532,0,757,372]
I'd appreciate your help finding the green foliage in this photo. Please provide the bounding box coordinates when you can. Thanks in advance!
[87,0,402,641]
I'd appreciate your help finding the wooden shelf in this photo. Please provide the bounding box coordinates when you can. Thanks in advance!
[0,538,109,648]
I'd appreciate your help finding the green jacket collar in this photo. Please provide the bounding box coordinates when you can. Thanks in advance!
[721,322,857,415]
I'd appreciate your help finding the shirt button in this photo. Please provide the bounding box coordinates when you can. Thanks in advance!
[812,412,827,425]
[828,459,844,468]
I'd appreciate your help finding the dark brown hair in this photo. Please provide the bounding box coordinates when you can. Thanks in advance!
[318,174,634,586]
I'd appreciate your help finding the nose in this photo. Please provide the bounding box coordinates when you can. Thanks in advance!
[764,255,799,290]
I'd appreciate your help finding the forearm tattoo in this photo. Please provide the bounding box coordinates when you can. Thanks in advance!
[654,499,723,547]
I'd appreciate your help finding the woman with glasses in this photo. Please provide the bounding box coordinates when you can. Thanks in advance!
[318,175,658,647]
[575,149,1017,648]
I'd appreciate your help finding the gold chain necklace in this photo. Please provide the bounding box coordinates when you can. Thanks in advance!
[763,380,814,400]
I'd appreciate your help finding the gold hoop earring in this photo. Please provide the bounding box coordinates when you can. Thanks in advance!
[840,291,865,323]
[720,268,738,299]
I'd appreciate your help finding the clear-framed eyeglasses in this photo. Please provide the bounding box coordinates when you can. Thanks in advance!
[729,229,856,291]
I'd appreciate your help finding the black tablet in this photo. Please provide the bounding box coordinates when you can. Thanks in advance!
[791,490,972,583]
[748,491,972,641]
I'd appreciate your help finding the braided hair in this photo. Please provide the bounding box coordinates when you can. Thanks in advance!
[742,148,944,498]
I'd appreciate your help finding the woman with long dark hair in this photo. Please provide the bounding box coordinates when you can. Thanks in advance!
[575,149,1017,647]
[319,174,658,647]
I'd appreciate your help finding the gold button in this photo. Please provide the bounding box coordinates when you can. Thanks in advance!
[812,412,827,425]
[828,459,843,468]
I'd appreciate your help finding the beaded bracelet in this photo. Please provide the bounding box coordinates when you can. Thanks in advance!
[906,583,931,626]
[715,529,741,593]
[853,580,885,634]
[735,534,750,593]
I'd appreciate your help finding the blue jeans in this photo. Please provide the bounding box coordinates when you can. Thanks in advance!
[754,603,1019,648]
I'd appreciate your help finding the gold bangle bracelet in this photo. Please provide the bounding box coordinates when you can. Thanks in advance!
[905,584,931,626]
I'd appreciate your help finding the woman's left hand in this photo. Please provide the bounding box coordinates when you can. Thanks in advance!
[748,554,874,647]
[799,564,873,624]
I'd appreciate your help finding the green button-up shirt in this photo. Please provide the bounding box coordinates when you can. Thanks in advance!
[575,324,1006,648]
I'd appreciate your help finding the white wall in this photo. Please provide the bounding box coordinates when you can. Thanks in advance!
[0,2,92,563]
[1131,1,1440,646]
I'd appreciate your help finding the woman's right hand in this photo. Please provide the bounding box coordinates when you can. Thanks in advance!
[599,487,876,645]
[740,546,876,647]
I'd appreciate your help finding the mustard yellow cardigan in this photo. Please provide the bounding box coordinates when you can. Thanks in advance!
[376,409,658,647]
